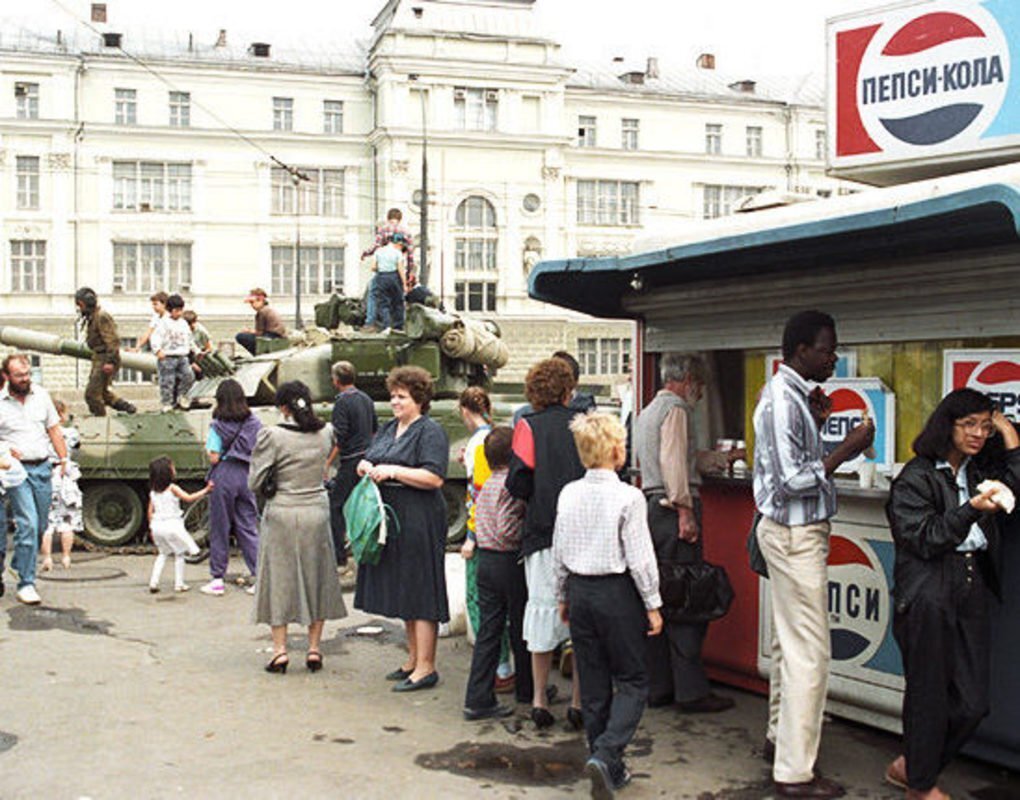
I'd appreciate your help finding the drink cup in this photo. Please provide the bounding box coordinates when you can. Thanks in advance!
[858,461,876,489]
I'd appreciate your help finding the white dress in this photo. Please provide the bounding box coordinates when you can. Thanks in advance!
[149,489,200,556]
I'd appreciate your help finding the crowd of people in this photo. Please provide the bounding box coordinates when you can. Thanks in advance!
[2,299,1018,800]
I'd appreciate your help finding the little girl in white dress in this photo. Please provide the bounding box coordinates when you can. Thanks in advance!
[148,455,213,593]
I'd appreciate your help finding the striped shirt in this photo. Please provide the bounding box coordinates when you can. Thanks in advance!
[474,469,525,552]
[753,363,836,526]
[552,469,662,610]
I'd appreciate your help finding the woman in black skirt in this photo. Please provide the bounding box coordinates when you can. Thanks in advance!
[355,366,450,692]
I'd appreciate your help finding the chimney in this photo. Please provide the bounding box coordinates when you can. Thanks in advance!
[612,55,624,64]
[729,79,756,93]
[215,29,227,48]
[696,52,716,70]
[91,3,107,23]
[646,57,660,80]
[102,31,122,48]
[250,42,271,58]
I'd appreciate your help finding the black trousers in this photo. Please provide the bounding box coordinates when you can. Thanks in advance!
[464,549,533,709]
[893,552,991,791]
[645,498,710,704]
[568,573,649,775]
[328,458,360,566]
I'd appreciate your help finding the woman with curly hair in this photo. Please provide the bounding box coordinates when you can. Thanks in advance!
[508,357,586,729]
[356,366,450,692]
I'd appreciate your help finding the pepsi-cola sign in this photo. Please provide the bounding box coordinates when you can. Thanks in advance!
[820,379,897,474]
[828,535,892,667]
[829,0,1020,176]
[766,350,857,383]
[943,349,1020,420]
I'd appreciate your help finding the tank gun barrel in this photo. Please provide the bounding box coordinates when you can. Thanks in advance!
[0,326,158,374]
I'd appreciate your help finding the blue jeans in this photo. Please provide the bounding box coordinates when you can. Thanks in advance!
[373,271,405,330]
[4,462,52,588]
[364,276,378,326]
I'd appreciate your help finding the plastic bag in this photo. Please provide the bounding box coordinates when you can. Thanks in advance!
[343,475,399,565]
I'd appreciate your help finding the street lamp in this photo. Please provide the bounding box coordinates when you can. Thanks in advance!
[409,74,429,287]
[292,172,303,329]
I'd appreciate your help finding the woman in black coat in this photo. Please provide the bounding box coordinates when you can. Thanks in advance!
[885,389,1020,800]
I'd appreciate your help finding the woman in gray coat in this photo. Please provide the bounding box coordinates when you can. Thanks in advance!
[249,381,347,673]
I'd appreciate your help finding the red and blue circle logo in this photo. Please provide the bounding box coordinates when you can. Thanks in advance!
[857,7,1009,149]
[828,536,889,664]
[953,358,1020,419]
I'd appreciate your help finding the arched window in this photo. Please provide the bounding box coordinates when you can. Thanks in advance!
[454,195,498,312]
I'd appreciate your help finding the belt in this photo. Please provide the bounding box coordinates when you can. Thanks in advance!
[20,458,48,466]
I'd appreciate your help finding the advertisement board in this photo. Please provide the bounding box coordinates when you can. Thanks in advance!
[820,378,897,473]
[943,348,1020,419]
[828,0,1020,185]
[766,350,858,382]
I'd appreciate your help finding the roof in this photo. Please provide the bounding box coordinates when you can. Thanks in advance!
[528,164,1020,319]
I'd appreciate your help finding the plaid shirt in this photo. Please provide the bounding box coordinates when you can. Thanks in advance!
[474,469,525,552]
[362,221,415,270]
[552,469,661,610]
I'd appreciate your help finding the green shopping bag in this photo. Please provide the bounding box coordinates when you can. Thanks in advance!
[343,475,400,566]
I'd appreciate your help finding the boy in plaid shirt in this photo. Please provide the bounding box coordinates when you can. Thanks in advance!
[463,426,534,719]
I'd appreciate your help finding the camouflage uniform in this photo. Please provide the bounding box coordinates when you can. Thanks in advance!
[84,307,123,416]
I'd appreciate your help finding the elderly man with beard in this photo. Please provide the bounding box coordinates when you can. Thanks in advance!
[0,354,68,604]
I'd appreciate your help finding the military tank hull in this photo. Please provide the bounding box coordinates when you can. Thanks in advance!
[0,300,520,547]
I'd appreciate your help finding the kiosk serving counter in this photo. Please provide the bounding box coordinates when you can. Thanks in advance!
[529,164,1020,769]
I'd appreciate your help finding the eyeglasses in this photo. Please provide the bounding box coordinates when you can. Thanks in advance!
[955,419,996,437]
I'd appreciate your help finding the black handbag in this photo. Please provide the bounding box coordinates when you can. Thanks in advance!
[260,464,278,500]
[658,561,734,624]
[746,511,769,578]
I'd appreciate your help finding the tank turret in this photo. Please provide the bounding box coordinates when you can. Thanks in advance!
[0,300,521,548]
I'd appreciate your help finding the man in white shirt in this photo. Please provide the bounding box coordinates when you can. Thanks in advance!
[0,354,68,604]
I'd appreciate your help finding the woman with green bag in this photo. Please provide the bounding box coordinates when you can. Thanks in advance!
[355,366,450,693]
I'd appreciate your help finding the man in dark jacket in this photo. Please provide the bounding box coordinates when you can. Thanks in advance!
[75,287,136,416]
[324,360,377,567]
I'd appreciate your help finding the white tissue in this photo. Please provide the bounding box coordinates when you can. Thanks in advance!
[977,479,1016,514]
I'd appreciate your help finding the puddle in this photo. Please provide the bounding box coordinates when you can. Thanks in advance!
[416,739,587,787]
[6,606,114,636]
[338,619,404,645]
[383,726,405,734]
[0,731,17,754]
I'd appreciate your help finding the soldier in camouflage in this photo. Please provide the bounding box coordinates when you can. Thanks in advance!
[74,287,136,416]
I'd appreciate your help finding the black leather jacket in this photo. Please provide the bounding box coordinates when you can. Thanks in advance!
[885,447,1020,610]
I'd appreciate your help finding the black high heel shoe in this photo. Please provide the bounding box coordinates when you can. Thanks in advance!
[306,651,323,672]
[265,653,289,674]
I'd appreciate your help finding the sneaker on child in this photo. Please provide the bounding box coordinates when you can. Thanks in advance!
[200,579,225,596]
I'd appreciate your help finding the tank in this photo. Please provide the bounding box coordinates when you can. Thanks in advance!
[0,299,520,547]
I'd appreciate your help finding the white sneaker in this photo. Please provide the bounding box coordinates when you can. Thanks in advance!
[16,585,42,605]
[161,405,174,414]
[245,584,256,595]
[175,584,191,593]
[200,579,225,596]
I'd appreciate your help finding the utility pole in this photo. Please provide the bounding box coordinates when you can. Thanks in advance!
[274,158,311,329]
[411,75,429,287]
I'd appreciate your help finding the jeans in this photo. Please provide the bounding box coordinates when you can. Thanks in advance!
[5,462,53,588]
[364,277,378,326]
[158,355,194,406]
[373,272,405,330]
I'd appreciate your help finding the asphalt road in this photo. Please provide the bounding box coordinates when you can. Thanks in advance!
[2,553,1018,800]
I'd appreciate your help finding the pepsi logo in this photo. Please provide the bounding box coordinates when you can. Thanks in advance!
[954,359,1020,419]
[821,387,872,442]
[857,6,1009,149]
[828,536,888,664]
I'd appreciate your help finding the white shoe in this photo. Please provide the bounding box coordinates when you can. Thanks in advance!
[16,585,42,605]
[161,405,174,414]
[175,584,191,593]
[200,579,225,596]
[245,584,256,595]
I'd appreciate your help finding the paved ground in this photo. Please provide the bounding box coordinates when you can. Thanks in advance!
[2,553,1019,800]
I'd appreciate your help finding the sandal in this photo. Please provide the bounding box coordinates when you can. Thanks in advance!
[265,653,289,674]
[306,651,323,672]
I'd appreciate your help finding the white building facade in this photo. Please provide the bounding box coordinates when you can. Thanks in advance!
[0,0,849,389]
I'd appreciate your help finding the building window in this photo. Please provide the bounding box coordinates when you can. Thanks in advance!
[29,355,42,385]
[169,91,190,127]
[273,97,294,131]
[16,156,40,210]
[271,167,345,216]
[746,125,763,157]
[113,162,192,211]
[816,129,827,161]
[705,123,722,155]
[454,281,497,313]
[115,88,137,125]
[270,245,345,296]
[10,240,46,292]
[15,82,39,120]
[116,337,148,384]
[577,337,631,375]
[323,100,344,133]
[113,242,192,293]
[621,118,639,151]
[702,184,764,219]
[577,180,640,226]
[578,115,597,147]
[454,88,497,132]
[454,196,498,274]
